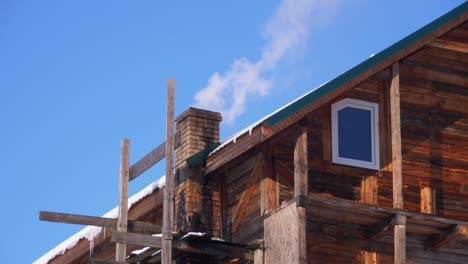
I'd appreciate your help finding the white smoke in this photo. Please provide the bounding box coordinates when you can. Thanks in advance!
[194,0,338,124]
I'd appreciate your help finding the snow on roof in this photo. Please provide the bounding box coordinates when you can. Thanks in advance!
[209,82,327,156]
[34,176,166,264]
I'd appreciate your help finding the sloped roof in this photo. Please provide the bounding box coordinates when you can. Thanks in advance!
[204,2,468,159]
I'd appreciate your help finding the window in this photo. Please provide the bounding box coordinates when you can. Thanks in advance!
[331,98,379,170]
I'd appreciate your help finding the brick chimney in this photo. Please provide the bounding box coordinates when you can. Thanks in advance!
[174,107,222,236]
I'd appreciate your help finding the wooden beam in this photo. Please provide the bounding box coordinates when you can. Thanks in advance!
[232,153,263,232]
[427,39,468,53]
[162,77,175,264]
[129,141,165,181]
[176,240,254,261]
[116,139,130,262]
[425,224,468,251]
[111,231,254,260]
[112,231,162,248]
[129,131,181,182]
[307,192,468,226]
[390,63,403,210]
[39,211,161,233]
[366,214,402,239]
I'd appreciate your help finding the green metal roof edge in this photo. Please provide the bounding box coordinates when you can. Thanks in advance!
[265,1,468,126]
[186,142,221,167]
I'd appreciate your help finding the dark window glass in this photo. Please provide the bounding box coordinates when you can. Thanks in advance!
[337,107,372,162]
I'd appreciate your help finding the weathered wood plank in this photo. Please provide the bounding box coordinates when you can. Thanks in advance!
[116,138,130,262]
[427,39,468,53]
[111,231,254,260]
[232,153,263,232]
[294,122,308,198]
[176,240,254,261]
[294,122,308,264]
[390,63,403,210]
[361,176,378,205]
[400,63,468,88]
[421,185,436,215]
[297,206,307,264]
[39,211,161,233]
[129,141,165,181]
[112,231,162,248]
[162,77,175,264]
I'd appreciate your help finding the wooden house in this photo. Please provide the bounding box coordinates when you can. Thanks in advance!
[36,3,468,263]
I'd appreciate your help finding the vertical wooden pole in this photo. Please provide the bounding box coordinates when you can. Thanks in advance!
[390,63,403,210]
[421,184,436,214]
[394,215,406,264]
[390,63,405,263]
[116,139,130,262]
[294,122,308,264]
[162,78,175,264]
[294,123,308,199]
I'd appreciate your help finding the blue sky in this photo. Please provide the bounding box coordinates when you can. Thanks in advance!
[1,0,465,263]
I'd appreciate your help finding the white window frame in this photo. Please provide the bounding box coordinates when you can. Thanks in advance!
[331,98,380,170]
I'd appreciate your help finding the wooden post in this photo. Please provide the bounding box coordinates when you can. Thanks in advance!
[421,184,436,214]
[294,123,308,199]
[294,122,308,264]
[394,215,406,264]
[162,78,175,264]
[390,63,405,263]
[390,63,403,210]
[116,139,130,262]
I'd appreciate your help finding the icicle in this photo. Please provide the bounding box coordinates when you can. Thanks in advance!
[89,238,94,259]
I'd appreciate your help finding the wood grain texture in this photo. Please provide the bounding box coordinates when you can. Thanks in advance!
[421,185,436,214]
[39,211,161,233]
[129,141,165,181]
[294,123,308,198]
[264,201,299,264]
[427,38,468,53]
[116,138,130,262]
[162,77,175,264]
[232,153,263,232]
[391,63,403,210]
[394,216,406,264]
